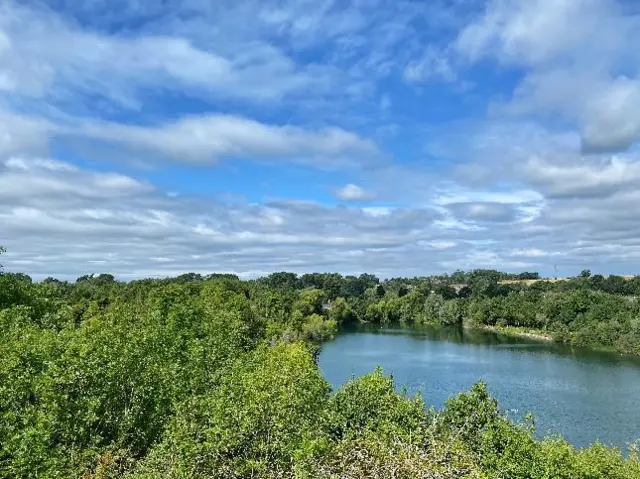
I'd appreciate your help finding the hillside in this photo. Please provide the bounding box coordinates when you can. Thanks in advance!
[2,269,640,478]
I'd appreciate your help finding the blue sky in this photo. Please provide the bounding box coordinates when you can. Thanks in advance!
[2,0,640,279]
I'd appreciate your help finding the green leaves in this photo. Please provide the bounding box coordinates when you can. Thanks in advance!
[326,367,427,441]
[2,269,640,478]
[131,343,330,477]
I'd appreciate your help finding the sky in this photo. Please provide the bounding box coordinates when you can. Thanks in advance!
[2,0,640,280]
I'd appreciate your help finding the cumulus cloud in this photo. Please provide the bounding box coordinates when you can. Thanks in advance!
[0,0,464,114]
[452,0,640,153]
[0,158,457,279]
[421,114,640,273]
[433,186,545,223]
[440,250,536,271]
[5,0,640,279]
[581,77,640,152]
[335,184,372,201]
[455,0,614,65]
[499,69,640,153]
[6,153,640,279]
[521,154,640,199]
[419,240,457,250]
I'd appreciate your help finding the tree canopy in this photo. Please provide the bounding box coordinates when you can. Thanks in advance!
[1,266,640,477]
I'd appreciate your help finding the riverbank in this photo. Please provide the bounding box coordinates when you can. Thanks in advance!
[467,324,555,342]
[468,324,636,356]
[320,322,640,450]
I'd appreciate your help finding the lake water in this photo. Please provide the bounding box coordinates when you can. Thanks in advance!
[319,324,640,449]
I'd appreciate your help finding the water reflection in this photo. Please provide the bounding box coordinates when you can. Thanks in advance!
[342,323,640,369]
[320,323,640,449]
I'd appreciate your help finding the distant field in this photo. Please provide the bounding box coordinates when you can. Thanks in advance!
[498,276,635,285]
[498,278,570,285]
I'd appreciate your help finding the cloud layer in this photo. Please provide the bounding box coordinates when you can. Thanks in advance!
[453,0,640,153]
[2,0,640,279]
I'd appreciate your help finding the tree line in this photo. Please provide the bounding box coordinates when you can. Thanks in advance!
[252,269,640,355]
[1,255,640,477]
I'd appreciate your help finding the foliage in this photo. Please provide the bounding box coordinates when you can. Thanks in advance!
[325,367,427,441]
[130,343,330,478]
[1,264,640,477]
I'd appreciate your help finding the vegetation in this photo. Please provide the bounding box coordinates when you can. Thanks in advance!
[278,269,640,355]
[2,257,640,477]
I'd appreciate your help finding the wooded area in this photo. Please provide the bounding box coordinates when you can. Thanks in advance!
[2,256,640,477]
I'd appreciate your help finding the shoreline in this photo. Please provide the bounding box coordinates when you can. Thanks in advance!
[467,324,555,342]
[469,325,636,357]
[348,321,638,357]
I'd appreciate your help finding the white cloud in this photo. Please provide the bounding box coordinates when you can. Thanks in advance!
[0,2,342,109]
[498,69,640,153]
[404,47,456,83]
[0,157,456,279]
[362,206,393,217]
[6,153,640,279]
[5,158,76,172]
[522,154,640,199]
[0,0,480,121]
[455,0,614,65]
[420,240,457,250]
[5,0,640,280]
[0,157,151,200]
[0,113,52,157]
[441,250,535,271]
[335,183,372,201]
[434,187,544,206]
[0,109,378,168]
[432,185,545,225]
[581,77,640,152]
[509,248,564,258]
[79,115,378,165]
[445,201,519,223]
[453,0,640,153]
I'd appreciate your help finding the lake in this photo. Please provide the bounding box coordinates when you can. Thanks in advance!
[318,323,640,449]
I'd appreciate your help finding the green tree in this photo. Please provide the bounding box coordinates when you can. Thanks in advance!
[326,367,427,441]
[2,262,640,479]
[265,272,299,290]
[327,297,357,324]
[130,344,330,478]
[302,313,337,341]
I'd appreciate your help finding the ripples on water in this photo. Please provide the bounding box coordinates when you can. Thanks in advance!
[319,323,640,449]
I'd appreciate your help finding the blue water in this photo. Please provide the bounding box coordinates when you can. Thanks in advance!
[319,324,640,449]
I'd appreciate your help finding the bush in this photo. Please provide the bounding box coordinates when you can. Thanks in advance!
[130,344,330,478]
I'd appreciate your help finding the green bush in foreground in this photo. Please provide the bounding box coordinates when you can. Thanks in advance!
[1,270,640,478]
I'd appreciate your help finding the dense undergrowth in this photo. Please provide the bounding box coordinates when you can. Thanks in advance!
[1,267,640,477]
